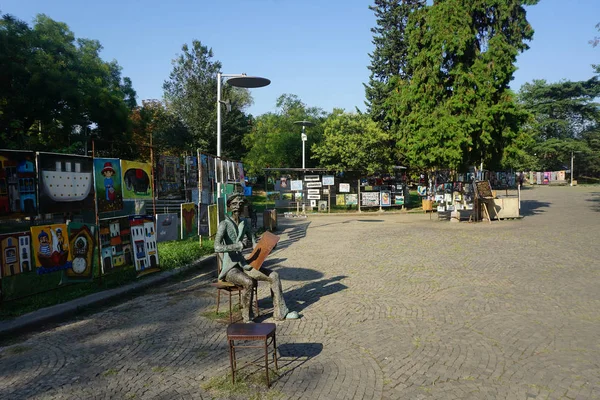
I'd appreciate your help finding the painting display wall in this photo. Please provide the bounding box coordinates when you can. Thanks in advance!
[121,160,153,199]
[37,153,95,214]
[157,155,183,199]
[156,213,179,243]
[181,203,198,239]
[30,224,72,274]
[0,150,37,217]
[94,158,123,213]
[185,156,198,190]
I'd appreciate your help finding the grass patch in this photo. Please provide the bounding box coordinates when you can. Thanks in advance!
[201,304,241,322]
[0,237,214,321]
[103,368,118,377]
[5,344,32,355]
[201,370,283,400]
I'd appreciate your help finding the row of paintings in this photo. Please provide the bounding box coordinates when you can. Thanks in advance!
[198,152,245,192]
[359,191,404,207]
[1,222,97,280]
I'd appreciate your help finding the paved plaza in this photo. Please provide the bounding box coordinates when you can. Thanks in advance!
[1,186,599,399]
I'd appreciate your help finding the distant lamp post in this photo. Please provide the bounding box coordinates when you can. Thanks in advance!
[294,120,315,169]
[217,73,270,158]
[570,150,582,186]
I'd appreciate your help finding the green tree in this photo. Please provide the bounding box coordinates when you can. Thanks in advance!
[385,0,537,171]
[312,110,394,174]
[364,0,425,124]
[242,94,327,175]
[0,13,136,154]
[162,40,253,156]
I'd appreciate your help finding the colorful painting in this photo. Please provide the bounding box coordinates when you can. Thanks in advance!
[30,224,71,274]
[129,215,159,274]
[65,223,96,280]
[345,194,358,205]
[99,217,132,274]
[336,194,346,206]
[156,213,179,243]
[37,153,94,214]
[394,195,405,205]
[184,156,198,190]
[295,192,303,200]
[380,191,391,207]
[361,192,380,207]
[199,153,210,192]
[157,155,183,199]
[121,160,153,199]
[236,163,245,186]
[181,203,197,239]
[417,186,427,197]
[0,232,32,277]
[94,158,123,213]
[322,175,334,186]
[208,204,218,238]
[0,150,37,217]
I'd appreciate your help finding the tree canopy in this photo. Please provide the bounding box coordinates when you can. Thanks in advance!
[0,13,136,155]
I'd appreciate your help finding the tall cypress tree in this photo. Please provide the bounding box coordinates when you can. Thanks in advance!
[364,0,425,125]
[386,0,538,170]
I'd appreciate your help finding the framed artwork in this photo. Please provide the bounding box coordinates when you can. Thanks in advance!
[417,186,427,197]
[295,192,303,200]
[339,183,350,193]
[37,153,95,214]
[156,213,179,242]
[345,194,358,205]
[208,204,218,238]
[310,200,316,207]
[290,180,303,191]
[336,194,346,206]
[30,224,71,274]
[0,150,37,217]
[65,223,96,281]
[394,195,404,205]
[185,156,198,190]
[318,201,328,212]
[361,192,380,207]
[380,191,391,207]
[129,215,159,274]
[0,232,32,277]
[94,158,123,213]
[198,204,209,236]
[157,155,183,199]
[181,203,197,239]
[322,175,334,186]
[99,217,132,274]
[121,160,153,199]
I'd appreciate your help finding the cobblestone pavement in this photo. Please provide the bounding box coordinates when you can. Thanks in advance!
[1,186,599,400]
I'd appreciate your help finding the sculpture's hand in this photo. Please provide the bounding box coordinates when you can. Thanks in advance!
[232,241,244,252]
[242,263,253,271]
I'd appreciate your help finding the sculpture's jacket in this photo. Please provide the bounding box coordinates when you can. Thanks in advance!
[214,215,256,280]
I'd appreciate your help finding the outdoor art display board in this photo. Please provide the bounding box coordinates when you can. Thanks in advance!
[129,215,159,275]
[0,150,37,217]
[94,158,123,213]
[180,203,197,239]
[30,224,72,274]
[157,155,183,199]
[64,222,96,281]
[361,192,380,207]
[37,153,95,214]
[185,156,198,190]
[198,203,209,236]
[0,231,33,278]
[380,191,391,207]
[345,194,358,205]
[99,217,132,274]
[121,160,153,199]
[208,204,218,238]
[156,213,179,243]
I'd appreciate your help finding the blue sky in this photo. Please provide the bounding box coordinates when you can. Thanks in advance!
[2,0,599,117]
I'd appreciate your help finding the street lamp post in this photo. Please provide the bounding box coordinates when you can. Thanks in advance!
[570,150,582,186]
[293,120,315,169]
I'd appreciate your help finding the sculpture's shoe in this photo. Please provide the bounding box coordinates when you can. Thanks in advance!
[285,311,300,319]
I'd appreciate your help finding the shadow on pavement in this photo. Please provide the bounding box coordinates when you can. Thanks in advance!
[520,200,552,216]
[272,222,310,252]
[285,275,348,314]
[271,266,324,282]
[276,342,324,376]
[587,192,600,212]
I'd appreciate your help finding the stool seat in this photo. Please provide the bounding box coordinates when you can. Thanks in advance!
[227,323,278,387]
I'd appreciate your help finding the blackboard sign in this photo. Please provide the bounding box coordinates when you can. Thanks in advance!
[475,180,493,199]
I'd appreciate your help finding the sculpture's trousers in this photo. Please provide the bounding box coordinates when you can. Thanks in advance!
[225,266,289,322]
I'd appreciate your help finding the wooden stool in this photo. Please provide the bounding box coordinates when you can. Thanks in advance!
[227,323,278,387]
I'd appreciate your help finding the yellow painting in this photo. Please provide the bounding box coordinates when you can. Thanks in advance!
[120,160,153,199]
[30,224,72,274]
[208,204,218,238]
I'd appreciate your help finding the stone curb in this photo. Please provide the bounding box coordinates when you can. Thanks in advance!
[0,254,217,340]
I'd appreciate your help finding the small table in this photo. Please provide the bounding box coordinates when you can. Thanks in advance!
[227,323,278,387]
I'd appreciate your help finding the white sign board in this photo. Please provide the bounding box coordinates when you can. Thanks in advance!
[322,175,334,186]
[339,183,350,193]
